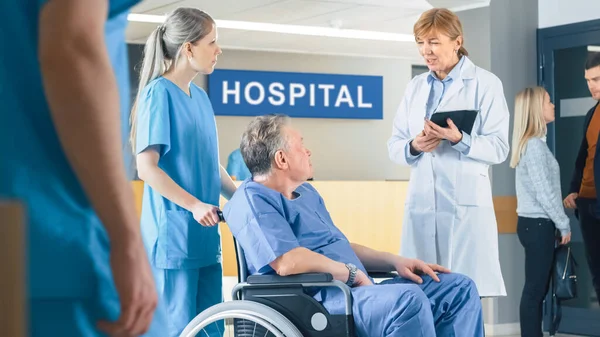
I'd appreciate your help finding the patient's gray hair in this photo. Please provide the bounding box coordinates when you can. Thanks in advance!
[240,114,291,177]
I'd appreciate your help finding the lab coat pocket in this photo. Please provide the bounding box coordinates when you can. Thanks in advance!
[457,171,493,207]
[164,210,220,267]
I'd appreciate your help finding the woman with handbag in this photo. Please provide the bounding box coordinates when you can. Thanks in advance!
[510,86,572,337]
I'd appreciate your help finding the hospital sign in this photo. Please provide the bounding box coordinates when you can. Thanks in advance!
[207,69,383,119]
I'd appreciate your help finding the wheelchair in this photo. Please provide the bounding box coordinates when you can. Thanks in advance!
[179,238,396,337]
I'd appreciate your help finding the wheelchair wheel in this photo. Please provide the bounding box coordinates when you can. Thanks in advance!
[179,300,303,337]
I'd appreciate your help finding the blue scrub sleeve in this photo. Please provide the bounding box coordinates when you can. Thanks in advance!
[135,86,171,156]
[451,131,471,155]
[237,196,300,274]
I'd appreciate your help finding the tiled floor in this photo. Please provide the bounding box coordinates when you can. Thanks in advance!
[503,334,580,337]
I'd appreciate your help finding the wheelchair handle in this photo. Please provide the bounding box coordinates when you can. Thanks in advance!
[217,210,225,222]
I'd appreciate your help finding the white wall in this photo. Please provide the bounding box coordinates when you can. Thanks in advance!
[538,0,600,28]
[194,50,414,181]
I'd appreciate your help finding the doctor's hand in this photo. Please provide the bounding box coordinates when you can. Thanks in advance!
[98,236,157,337]
[424,119,463,144]
[563,193,578,209]
[393,257,451,284]
[191,202,221,227]
[411,131,442,153]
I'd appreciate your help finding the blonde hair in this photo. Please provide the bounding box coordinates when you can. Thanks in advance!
[413,8,468,57]
[510,86,548,168]
[129,8,215,154]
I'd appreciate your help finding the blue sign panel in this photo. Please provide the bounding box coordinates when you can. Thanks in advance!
[207,69,383,119]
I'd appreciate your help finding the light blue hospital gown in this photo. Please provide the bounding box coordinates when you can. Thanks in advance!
[136,77,224,337]
[0,1,167,336]
[224,180,484,337]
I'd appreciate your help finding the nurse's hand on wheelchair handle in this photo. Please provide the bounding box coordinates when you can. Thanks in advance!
[192,202,221,227]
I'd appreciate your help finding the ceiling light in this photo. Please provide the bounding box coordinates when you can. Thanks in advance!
[127,14,415,42]
[588,46,600,52]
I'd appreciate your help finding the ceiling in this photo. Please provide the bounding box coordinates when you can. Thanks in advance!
[126,0,490,60]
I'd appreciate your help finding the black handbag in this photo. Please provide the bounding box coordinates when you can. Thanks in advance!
[553,244,578,300]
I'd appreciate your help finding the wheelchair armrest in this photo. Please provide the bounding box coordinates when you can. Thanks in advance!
[247,272,334,285]
[368,271,398,279]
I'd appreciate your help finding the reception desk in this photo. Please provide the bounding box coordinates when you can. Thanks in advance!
[132,180,517,277]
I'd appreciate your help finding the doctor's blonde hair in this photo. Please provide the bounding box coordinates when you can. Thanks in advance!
[129,8,215,153]
[510,86,548,168]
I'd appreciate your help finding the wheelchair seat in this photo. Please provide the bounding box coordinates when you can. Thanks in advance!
[180,236,397,337]
[232,238,356,337]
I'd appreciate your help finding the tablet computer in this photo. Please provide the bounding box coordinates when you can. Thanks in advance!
[429,110,478,135]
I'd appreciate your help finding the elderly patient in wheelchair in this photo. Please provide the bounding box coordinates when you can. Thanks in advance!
[222,114,484,337]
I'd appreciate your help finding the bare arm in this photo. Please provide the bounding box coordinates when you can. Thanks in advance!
[350,243,397,272]
[351,243,449,283]
[136,149,220,226]
[137,149,202,210]
[270,247,350,282]
[40,0,138,243]
[220,165,237,200]
[39,0,156,334]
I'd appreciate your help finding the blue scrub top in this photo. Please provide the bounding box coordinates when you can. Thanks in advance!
[136,78,222,270]
[0,0,139,298]
[224,180,367,278]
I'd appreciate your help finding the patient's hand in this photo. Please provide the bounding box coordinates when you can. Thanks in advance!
[393,257,450,284]
[354,270,373,287]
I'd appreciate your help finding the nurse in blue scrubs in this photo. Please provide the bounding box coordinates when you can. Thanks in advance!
[226,148,252,181]
[131,7,237,337]
[0,0,166,336]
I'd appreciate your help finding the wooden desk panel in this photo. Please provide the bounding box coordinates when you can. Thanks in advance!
[493,196,518,234]
[307,181,405,254]
[218,181,407,277]
[132,181,518,277]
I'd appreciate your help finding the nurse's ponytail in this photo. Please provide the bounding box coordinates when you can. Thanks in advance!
[129,8,216,154]
[129,26,166,153]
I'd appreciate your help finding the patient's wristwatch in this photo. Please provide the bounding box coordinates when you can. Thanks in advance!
[345,263,357,286]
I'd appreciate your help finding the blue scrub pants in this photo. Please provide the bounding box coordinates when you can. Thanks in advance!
[30,294,168,337]
[326,273,484,337]
[155,263,224,337]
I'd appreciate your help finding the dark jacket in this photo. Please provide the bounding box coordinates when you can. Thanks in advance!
[570,102,600,198]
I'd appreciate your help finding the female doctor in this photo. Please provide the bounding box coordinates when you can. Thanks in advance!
[131,7,237,337]
[387,8,509,297]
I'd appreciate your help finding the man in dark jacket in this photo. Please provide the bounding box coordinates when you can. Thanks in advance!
[564,52,600,305]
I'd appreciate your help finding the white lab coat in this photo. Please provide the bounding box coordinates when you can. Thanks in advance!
[387,56,508,297]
